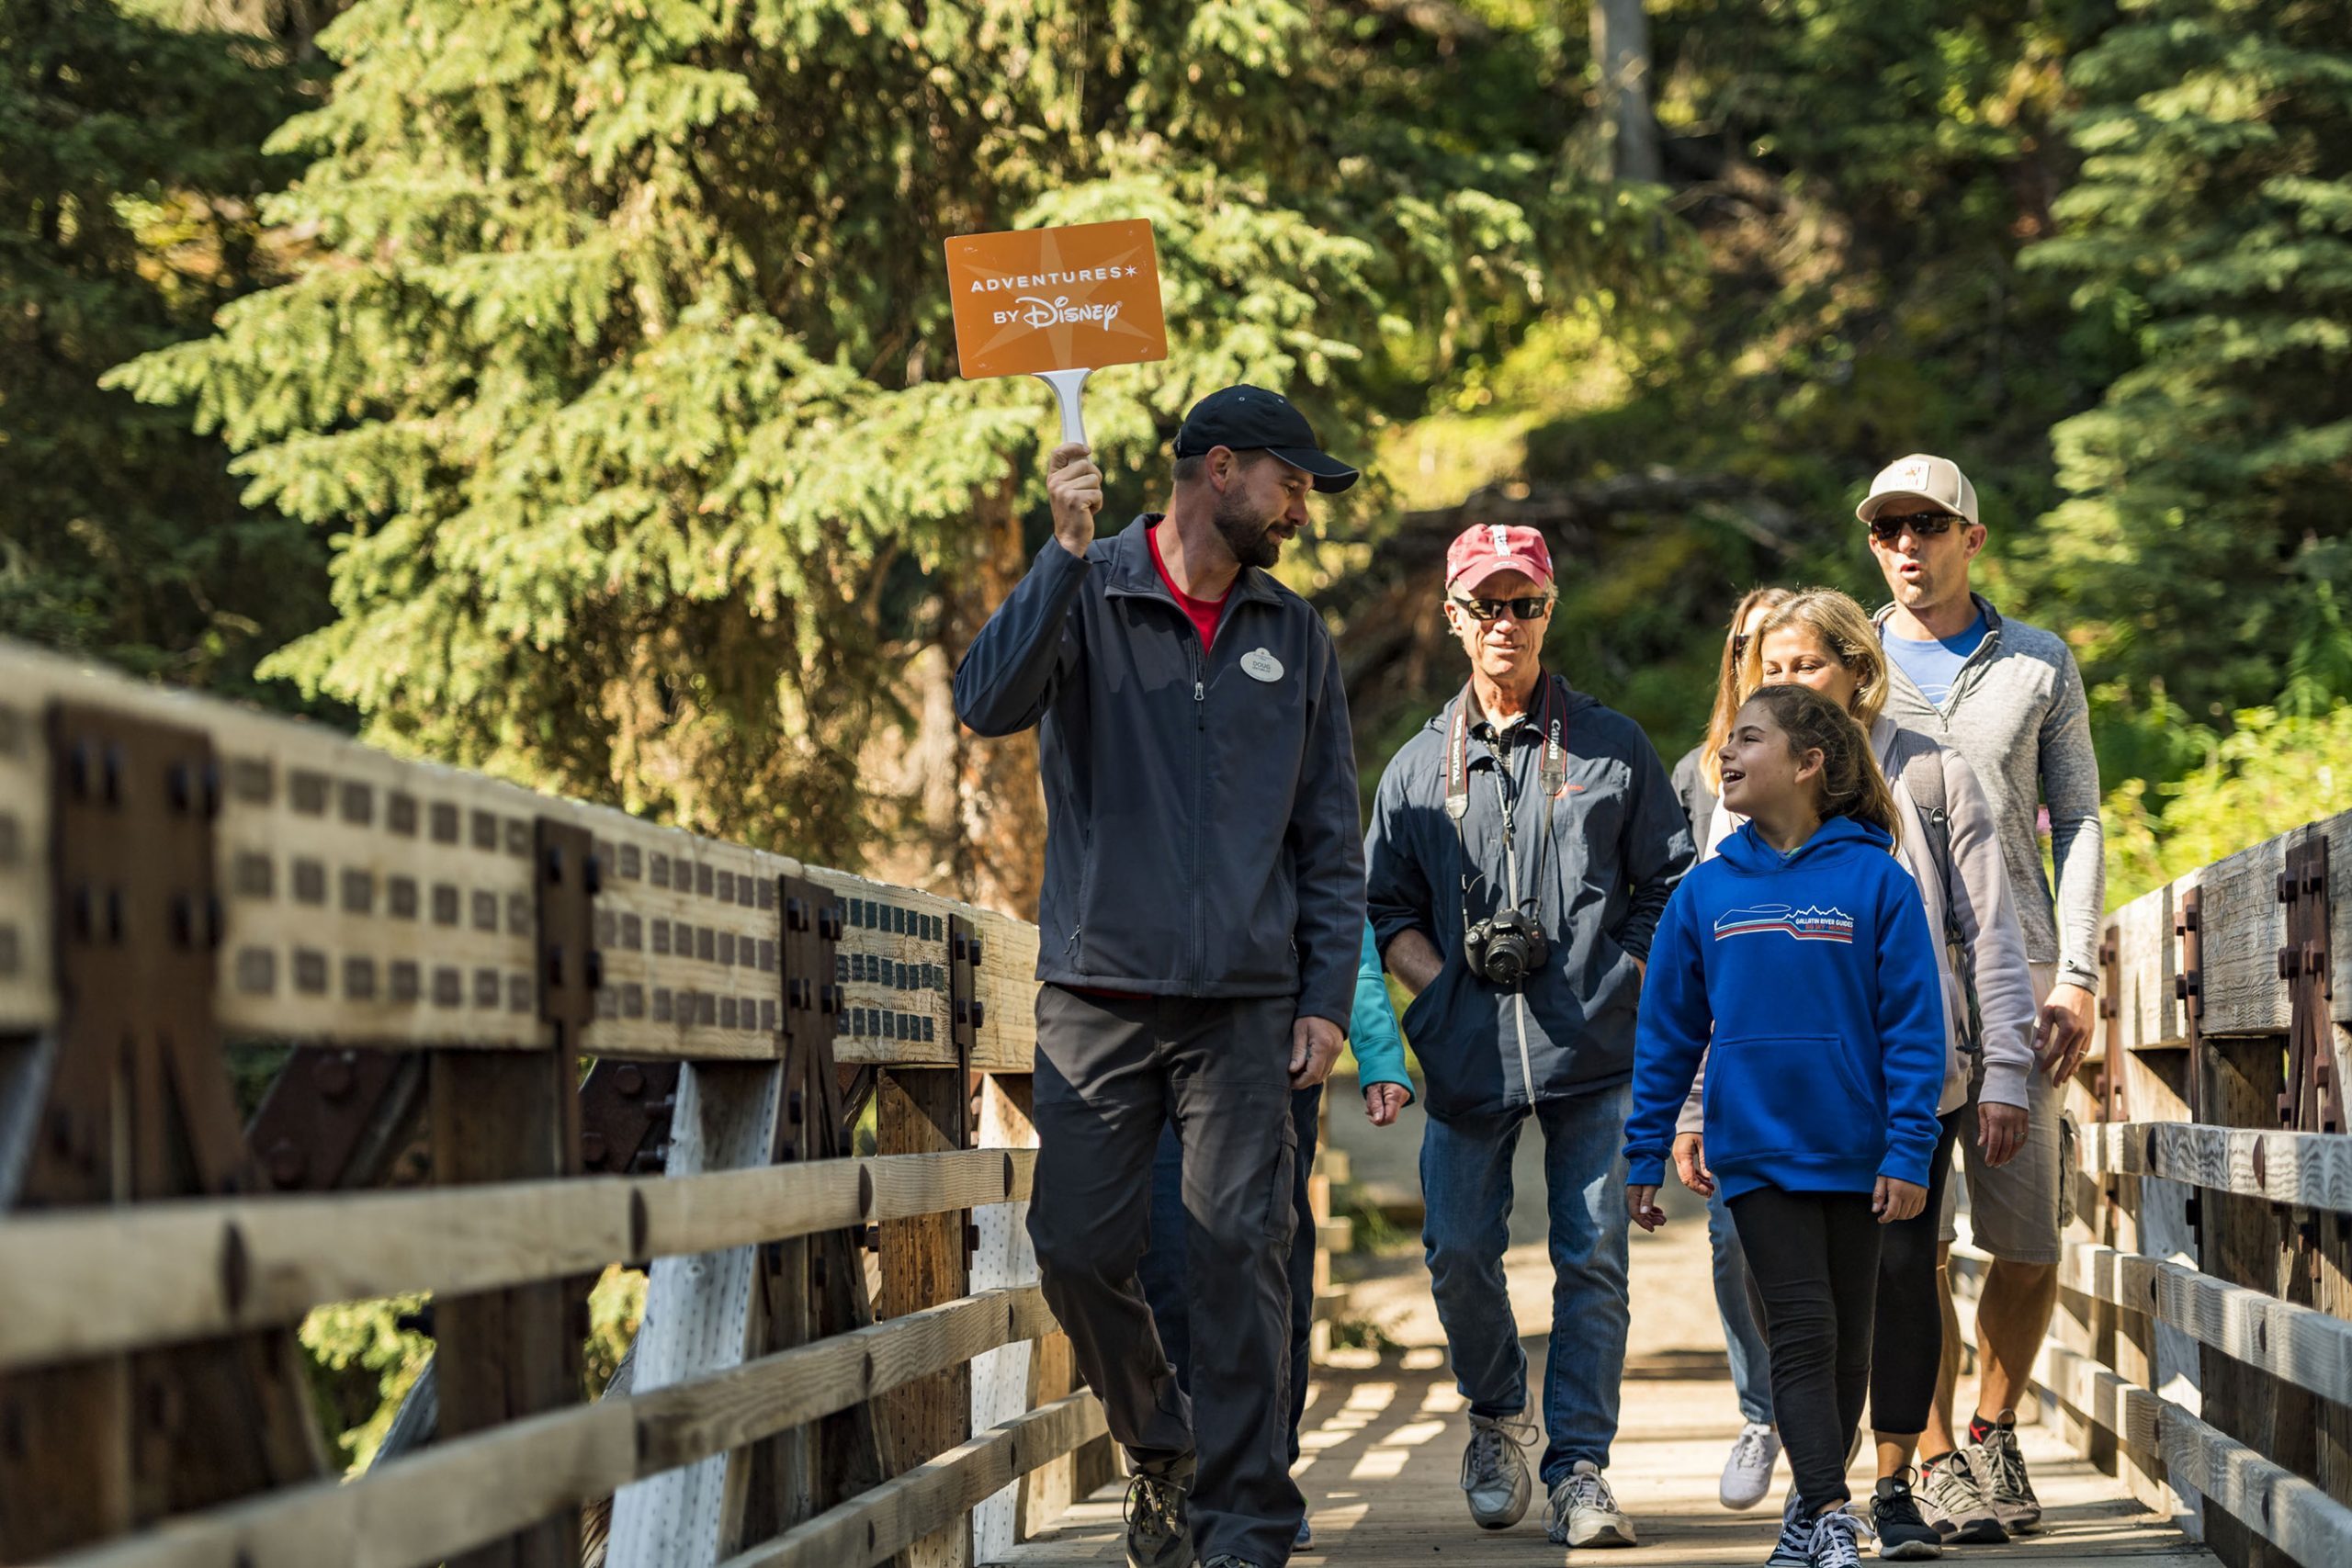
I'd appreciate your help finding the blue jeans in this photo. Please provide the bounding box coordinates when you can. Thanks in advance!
[1140,1084,1324,1465]
[1709,1184,1775,1425]
[1420,1083,1633,1485]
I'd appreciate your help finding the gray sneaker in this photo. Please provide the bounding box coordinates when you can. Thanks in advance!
[1123,1469,1191,1568]
[1202,1558,1262,1568]
[1460,1411,1535,1529]
[1972,1414,2042,1534]
[1917,1450,2007,1545]
[1545,1460,1638,1547]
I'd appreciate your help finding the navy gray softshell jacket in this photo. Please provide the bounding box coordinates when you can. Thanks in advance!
[951,515,1366,1030]
[1364,680,1693,1119]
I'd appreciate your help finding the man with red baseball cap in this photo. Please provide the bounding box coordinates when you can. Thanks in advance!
[1364,523,1692,1552]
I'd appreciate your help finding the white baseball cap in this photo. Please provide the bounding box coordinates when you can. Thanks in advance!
[1857,454,1979,526]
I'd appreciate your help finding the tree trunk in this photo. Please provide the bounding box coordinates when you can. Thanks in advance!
[1589,0,1663,184]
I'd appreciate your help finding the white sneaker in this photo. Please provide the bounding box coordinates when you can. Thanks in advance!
[1460,1411,1534,1529]
[1721,1421,1782,1509]
[1546,1460,1638,1548]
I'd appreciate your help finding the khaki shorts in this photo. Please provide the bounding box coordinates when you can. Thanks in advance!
[1939,962,2065,1264]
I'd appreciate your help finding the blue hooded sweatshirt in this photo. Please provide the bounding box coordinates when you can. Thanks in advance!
[1623,814,1946,1200]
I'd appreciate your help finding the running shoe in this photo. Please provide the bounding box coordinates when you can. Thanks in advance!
[1460,1410,1535,1529]
[1202,1558,1262,1568]
[1546,1460,1638,1547]
[1123,1468,1191,1568]
[1295,1513,1313,1550]
[1973,1412,2042,1533]
[1869,1471,1943,1559]
[1917,1450,2007,1545]
[1723,1421,1784,1509]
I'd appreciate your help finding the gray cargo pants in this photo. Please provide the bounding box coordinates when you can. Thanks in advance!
[1028,985,1304,1567]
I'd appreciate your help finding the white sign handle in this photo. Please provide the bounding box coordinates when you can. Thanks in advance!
[1034,367,1093,447]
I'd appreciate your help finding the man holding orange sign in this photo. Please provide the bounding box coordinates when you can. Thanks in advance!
[953,383,1364,1568]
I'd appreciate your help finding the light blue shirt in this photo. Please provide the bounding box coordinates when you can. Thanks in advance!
[1882,612,1988,707]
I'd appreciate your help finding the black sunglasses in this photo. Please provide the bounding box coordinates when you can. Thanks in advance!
[1868,510,1963,542]
[1450,593,1555,622]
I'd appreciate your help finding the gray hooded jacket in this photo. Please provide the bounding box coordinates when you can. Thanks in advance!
[952,516,1365,1028]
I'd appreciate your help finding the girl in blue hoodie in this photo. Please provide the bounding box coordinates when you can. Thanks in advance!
[1623,683,1946,1568]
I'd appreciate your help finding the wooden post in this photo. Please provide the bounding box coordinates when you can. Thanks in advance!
[877,1065,973,1568]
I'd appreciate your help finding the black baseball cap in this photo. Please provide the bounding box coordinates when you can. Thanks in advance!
[1173,385,1359,493]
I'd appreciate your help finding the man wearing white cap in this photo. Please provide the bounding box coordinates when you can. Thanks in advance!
[1858,455,2104,1546]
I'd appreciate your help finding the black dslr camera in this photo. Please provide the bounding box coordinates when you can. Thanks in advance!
[1463,905,1549,989]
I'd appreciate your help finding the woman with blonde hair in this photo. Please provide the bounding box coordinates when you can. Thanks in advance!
[1680,587,2039,1558]
[1669,584,1794,1515]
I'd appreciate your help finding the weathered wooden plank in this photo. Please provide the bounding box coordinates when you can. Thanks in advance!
[431,1048,582,1568]
[606,1063,784,1567]
[877,1068,974,1568]
[0,1150,1034,1371]
[0,638,1040,1074]
[2058,1242,2352,1410]
[43,1288,1058,1568]
[718,1393,1108,1568]
[2195,834,2292,1038]
[2077,1122,2352,1213]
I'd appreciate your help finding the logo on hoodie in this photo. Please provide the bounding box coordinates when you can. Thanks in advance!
[1713,903,1856,944]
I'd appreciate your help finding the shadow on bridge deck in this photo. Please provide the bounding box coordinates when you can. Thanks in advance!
[1002,1096,2212,1567]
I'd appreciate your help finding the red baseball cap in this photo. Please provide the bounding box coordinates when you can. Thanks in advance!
[1445,523,1554,592]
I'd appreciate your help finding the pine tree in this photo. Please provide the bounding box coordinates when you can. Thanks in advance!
[113,0,1669,891]
[2023,0,2352,726]
[0,0,325,704]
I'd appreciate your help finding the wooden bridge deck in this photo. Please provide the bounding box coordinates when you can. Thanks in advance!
[1005,1192,2213,1566]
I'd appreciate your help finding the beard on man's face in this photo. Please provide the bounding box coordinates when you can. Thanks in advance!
[1213,488,1283,570]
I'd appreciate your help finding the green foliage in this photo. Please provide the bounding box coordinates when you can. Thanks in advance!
[2106,701,2352,903]
[113,0,1670,863]
[298,1292,430,1472]
[2023,0,2352,728]
[0,0,332,708]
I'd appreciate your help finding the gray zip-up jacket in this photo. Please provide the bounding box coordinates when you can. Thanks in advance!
[1874,594,2105,991]
[952,516,1365,1029]
[1682,717,2037,1129]
[1364,678,1692,1119]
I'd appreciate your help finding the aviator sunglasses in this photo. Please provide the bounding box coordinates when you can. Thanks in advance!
[1450,592,1555,622]
[1867,510,1963,543]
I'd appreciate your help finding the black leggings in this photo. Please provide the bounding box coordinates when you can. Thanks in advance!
[1871,1111,1964,1438]
[1730,1188,1883,1512]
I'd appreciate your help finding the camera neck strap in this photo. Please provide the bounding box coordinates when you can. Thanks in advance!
[1444,674,1567,919]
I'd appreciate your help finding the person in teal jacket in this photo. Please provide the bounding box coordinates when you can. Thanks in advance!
[1140,921,1413,1551]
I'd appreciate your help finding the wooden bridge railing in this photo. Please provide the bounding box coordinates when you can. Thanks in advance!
[1948,811,2352,1567]
[0,637,1134,1567]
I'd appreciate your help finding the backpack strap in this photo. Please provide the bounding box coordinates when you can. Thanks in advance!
[1887,727,1983,1055]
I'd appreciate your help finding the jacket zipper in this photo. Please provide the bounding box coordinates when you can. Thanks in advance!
[1191,637,1207,983]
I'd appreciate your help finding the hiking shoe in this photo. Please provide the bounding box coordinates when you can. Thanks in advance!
[1723,1421,1783,1509]
[1460,1410,1535,1529]
[1766,1490,1816,1565]
[1870,1471,1943,1559]
[1295,1513,1313,1550]
[1973,1413,2042,1533]
[1917,1450,2007,1545]
[1546,1460,1638,1547]
[1123,1469,1190,1568]
[1809,1510,1866,1568]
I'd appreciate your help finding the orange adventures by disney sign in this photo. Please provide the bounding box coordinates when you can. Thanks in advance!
[944,219,1169,443]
